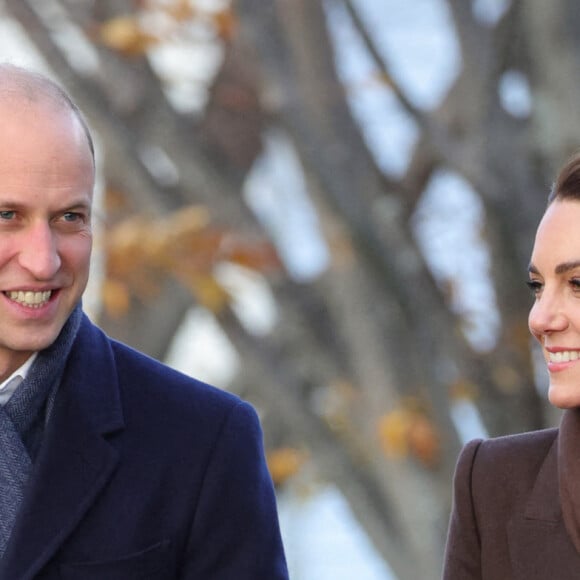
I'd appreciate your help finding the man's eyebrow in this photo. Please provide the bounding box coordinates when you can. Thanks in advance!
[0,196,92,209]
[0,199,24,208]
[528,260,580,275]
[64,200,92,211]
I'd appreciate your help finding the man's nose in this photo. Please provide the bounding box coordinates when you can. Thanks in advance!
[17,222,61,279]
[529,292,569,336]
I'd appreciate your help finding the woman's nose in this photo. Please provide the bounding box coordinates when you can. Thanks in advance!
[529,292,569,337]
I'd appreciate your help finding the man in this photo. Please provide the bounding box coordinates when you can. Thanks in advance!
[0,64,288,579]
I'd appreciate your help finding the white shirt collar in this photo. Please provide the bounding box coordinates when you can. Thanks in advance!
[0,353,38,405]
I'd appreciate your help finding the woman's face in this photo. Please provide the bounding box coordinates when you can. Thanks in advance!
[529,198,580,408]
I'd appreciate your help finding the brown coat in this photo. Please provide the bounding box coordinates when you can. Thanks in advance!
[443,409,580,579]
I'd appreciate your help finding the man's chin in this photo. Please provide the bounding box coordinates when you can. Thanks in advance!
[6,327,64,354]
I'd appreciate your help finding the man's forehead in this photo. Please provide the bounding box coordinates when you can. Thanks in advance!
[0,66,61,100]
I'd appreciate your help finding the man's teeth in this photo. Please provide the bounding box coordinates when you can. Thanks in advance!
[549,350,580,363]
[6,290,52,307]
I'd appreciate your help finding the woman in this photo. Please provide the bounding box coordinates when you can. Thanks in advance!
[443,153,580,579]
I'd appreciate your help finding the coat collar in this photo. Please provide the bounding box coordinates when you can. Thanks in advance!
[0,314,124,580]
[558,408,580,552]
[507,411,580,579]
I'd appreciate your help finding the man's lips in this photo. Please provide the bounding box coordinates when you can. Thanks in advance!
[3,289,54,308]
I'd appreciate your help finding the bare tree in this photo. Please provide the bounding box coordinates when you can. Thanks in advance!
[2,0,576,577]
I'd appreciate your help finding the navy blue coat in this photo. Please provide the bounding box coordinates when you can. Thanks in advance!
[0,314,289,579]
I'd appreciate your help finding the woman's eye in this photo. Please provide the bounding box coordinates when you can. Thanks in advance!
[526,279,543,295]
[0,210,15,220]
[570,278,580,290]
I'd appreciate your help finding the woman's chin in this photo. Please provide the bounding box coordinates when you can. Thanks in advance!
[548,384,580,409]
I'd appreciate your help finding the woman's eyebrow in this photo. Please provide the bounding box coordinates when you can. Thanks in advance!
[528,263,539,275]
[528,261,580,275]
[528,260,580,274]
[555,260,580,274]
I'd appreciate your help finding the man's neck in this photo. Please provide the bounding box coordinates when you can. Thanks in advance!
[0,351,36,384]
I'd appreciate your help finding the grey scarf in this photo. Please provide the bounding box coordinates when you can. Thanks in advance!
[0,305,82,557]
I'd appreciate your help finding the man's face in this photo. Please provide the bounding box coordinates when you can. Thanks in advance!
[0,98,94,377]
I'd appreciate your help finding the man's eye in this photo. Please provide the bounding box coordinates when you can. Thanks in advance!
[0,211,15,220]
[63,212,81,222]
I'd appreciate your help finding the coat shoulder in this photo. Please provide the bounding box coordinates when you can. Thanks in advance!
[464,427,558,524]
[474,427,557,482]
[110,337,242,411]
[105,336,256,452]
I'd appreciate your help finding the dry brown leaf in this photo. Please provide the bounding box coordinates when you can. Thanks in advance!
[377,406,441,467]
[267,448,306,486]
[212,9,237,40]
[186,274,230,313]
[101,278,132,318]
[165,0,196,22]
[162,206,211,241]
[408,415,440,468]
[225,240,282,272]
[97,16,159,56]
[448,378,479,401]
[377,409,411,458]
[492,364,521,395]
[103,203,280,312]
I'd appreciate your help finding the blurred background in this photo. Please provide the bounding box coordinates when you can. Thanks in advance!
[0,0,578,577]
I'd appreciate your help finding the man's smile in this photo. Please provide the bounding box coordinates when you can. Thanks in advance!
[3,290,53,308]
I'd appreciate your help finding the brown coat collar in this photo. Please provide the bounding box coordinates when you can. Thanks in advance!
[506,409,580,578]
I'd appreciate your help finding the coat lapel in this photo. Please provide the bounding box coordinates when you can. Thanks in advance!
[0,316,124,580]
[508,433,580,579]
